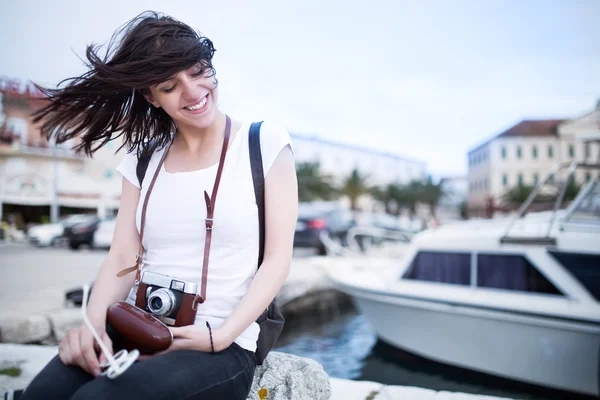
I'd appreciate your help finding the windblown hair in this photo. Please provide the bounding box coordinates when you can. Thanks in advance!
[32,11,216,156]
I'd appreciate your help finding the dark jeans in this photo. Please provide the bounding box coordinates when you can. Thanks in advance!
[21,342,256,400]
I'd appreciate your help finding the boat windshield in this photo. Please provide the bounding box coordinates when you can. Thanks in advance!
[565,179,600,225]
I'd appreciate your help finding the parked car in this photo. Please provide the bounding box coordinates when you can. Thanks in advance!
[27,214,97,247]
[93,218,116,249]
[27,222,64,247]
[294,206,356,255]
[63,215,101,249]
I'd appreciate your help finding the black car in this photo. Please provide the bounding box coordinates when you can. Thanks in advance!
[63,215,101,249]
[293,207,356,255]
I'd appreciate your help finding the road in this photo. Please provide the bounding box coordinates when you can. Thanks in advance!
[0,242,317,320]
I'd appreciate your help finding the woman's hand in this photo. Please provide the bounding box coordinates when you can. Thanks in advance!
[138,324,231,360]
[58,323,113,377]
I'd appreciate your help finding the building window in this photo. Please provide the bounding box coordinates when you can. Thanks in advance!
[533,173,539,185]
[503,174,508,186]
[548,145,553,159]
[477,254,562,295]
[518,173,523,186]
[516,146,522,159]
[585,172,592,183]
[585,143,590,159]
[501,147,506,160]
[6,117,28,145]
[403,251,471,286]
[548,175,555,184]
[569,144,575,158]
[532,145,537,159]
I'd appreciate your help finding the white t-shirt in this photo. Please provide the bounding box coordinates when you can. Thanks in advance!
[116,121,293,352]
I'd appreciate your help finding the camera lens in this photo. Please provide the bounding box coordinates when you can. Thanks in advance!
[150,297,163,310]
[147,288,176,316]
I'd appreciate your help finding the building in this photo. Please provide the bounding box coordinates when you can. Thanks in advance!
[291,133,427,211]
[0,75,428,227]
[467,103,600,215]
[290,133,426,185]
[0,76,121,227]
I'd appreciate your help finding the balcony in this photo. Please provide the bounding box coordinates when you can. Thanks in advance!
[0,143,85,160]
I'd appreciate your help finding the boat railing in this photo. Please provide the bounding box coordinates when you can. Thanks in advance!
[346,226,412,253]
[319,225,412,257]
[501,156,600,244]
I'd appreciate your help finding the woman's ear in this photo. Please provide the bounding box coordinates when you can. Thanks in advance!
[144,93,161,108]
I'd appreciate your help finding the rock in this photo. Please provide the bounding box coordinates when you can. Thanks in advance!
[0,316,51,344]
[47,309,82,342]
[248,352,331,400]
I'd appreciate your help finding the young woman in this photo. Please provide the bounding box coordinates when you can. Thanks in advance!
[22,11,298,400]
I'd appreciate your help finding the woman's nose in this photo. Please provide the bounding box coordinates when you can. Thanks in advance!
[180,78,198,101]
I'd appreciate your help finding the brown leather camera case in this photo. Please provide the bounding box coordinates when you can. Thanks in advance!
[106,301,173,354]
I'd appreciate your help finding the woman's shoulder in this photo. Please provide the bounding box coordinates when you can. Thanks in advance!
[244,119,294,175]
[253,120,289,142]
[115,139,169,188]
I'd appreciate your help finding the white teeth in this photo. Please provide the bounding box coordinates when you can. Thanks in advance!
[184,97,207,111]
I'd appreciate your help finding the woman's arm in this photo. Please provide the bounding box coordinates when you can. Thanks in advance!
[85,177,142,325]
[59,177,142,376]
[214,145,298,350]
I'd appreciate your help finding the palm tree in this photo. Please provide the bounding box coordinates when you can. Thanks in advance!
[420,176,445,219]
[403,180,424,216]
[296,161,338,202]
[340,168,371,210]
[502,185,535,204]
[387,183,413,216]
[563,177,581,202]
[502,185,553,206]
[371,185,392,214]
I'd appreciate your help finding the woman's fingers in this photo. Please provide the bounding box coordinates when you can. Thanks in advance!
[97,330,113,365]
[79,329,100,376]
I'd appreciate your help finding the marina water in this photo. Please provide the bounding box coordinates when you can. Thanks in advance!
[275,307,594,400]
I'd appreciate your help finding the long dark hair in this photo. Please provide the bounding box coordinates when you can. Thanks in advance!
[32,11,216,156]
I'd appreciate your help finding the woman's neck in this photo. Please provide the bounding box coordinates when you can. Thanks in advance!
[175,111,226,156]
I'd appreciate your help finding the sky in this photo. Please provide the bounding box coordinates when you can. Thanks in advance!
[1,0,599,177]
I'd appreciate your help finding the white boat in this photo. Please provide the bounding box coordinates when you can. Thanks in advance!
[327,159,600,396]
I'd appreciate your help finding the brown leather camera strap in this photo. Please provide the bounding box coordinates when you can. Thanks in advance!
[117,115,232,311]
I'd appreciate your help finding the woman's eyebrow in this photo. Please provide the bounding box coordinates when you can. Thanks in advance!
[158,75,177,86]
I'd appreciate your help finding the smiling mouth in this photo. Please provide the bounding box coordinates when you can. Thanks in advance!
[183,95,208,111]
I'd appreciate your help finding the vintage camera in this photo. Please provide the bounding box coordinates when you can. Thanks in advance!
[134,271,198,327]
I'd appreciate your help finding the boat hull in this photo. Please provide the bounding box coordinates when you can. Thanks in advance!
[348,288,600,396]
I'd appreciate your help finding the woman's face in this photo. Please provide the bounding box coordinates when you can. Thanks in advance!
[147,64,219,130]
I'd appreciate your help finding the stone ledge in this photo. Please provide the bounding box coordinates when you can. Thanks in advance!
[0,344,331,400]
[0,316,51,344]
[329,378,515,400]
